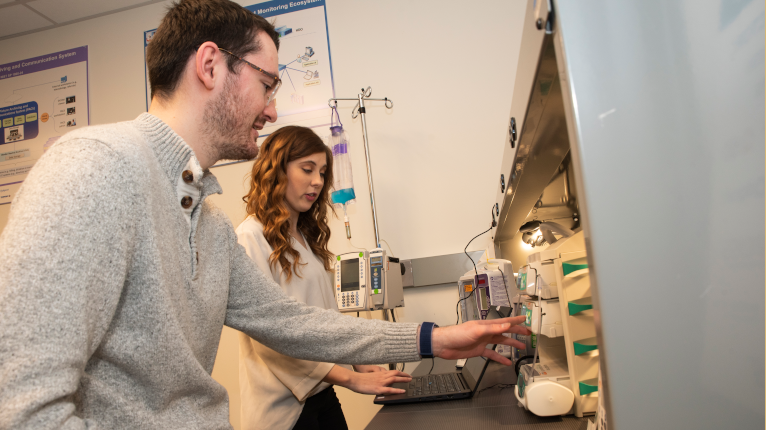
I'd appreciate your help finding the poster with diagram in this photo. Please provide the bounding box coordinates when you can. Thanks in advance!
[144,0,335,141]
[247,0,335,135]
[0,46,89,206]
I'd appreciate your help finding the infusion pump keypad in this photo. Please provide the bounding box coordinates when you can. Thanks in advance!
[339,290,360,308]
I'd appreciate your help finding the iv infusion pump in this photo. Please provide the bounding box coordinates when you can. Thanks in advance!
[369,248,404,310]
[335,251,368,311]
[335,248,404,312]
[458,271,491,322]
[457,259,516,322]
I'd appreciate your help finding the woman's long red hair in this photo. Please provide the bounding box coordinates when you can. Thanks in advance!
[243,126,335,281]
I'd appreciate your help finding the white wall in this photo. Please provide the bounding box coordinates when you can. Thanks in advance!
[0,1,526,428]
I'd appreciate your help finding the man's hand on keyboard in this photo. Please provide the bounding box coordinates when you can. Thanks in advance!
[432,316,531,366]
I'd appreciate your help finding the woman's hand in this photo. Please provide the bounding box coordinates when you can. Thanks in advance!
[344,369,412,395]
[324,365,411,395]
[352,364,386,373]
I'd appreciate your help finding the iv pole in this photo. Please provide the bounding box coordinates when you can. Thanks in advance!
[328,87,393,248]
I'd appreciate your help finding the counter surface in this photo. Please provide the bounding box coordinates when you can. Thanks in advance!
[366,357,590,430]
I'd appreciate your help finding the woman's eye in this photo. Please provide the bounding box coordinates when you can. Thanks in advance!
[303,169,312,174]
[320,172,326,178]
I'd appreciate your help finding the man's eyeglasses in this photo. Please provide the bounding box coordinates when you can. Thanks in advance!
[219,48,281,105]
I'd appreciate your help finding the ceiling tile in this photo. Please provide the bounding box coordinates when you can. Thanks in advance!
[27,0,153,24]
[0,5,52,38]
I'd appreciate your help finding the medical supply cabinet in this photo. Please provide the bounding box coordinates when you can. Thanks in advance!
[491,0,763,428]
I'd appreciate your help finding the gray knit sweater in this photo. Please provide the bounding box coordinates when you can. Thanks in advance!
[0,113,420,429]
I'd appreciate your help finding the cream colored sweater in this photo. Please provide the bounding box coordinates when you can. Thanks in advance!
[237,217,350,430]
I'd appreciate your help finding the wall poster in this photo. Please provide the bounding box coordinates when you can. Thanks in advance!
[0,46,89,206]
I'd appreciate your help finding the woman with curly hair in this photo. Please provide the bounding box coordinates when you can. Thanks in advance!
[236,125,411,430]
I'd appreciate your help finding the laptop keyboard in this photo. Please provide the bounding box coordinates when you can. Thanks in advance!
[408,373,464,397]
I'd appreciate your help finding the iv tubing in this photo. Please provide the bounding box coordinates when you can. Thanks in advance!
[343,205,351,239]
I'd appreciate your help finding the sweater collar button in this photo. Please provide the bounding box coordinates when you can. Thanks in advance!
[182,170,194,184]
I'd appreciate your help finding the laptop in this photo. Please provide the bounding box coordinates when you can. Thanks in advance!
[373,353,492,405]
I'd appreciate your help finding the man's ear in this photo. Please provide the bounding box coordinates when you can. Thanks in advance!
[195,41,223,91]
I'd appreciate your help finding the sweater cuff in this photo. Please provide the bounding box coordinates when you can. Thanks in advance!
[380,322,421,363]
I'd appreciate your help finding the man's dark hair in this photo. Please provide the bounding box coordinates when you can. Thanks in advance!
[147,0,280,102]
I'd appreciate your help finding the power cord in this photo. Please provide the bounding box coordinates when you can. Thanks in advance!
[515,355,538,378]
[455,210,495,325]
[455,290,475,325]
[380,239,395,257]
[428,358,435,375]
[346,237,368,254]
[464,225,492,277]
[475,383,515,395]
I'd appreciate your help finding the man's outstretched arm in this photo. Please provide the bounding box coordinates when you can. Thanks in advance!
[225,234,530,365]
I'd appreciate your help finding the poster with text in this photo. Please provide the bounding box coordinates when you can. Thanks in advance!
[144,0,335,161]
[247,0,336,136]
[0,46,89,206]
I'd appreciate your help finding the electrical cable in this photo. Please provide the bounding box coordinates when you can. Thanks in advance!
[455,210,495,325]
[515,355,538,378]
[347,237,368,253]
[390,309,396,322]
[464,225,492,278]
[380,239,395,257]
[428,358,435,375]
[475,383,515,395]
[455,290,474,325]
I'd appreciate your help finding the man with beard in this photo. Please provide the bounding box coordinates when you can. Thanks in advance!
[0,0,531,429]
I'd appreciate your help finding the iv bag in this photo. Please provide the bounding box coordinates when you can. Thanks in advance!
[329,125,356,207]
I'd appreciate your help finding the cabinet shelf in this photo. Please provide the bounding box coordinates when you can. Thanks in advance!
[568,297,593,315]
[579,378,598,395]
[562,257,588,277]
[573,337,598,355]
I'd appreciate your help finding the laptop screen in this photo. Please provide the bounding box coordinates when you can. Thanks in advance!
[460,354,491,391]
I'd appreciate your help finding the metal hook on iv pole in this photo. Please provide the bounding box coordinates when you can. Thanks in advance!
[326,86,394,248]
[327,87,394,118]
